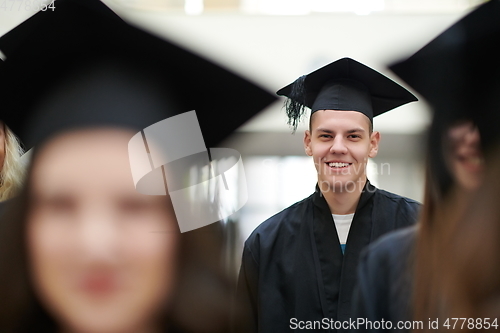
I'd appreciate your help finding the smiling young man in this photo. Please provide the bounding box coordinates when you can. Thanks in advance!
[237,58,421,332]
[306,109,379,215]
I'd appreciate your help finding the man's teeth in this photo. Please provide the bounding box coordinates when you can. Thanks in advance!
[328,162,349,168]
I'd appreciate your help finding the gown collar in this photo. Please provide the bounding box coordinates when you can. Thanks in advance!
[313,179,376,213]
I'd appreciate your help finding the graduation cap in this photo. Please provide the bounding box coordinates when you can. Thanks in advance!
[389,0,500,149]
[389,0,500,196]
[0,0,277,232]
[276,57,417,131]
[0,0,276,149]
[0,0,122,60]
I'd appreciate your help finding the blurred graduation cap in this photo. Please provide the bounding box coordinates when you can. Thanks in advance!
[389,0,500,145]
[0,0,122,60]
[276,57,417,131]
[0,0,277,232]
[389,0,500,196]
[0,0,276,149]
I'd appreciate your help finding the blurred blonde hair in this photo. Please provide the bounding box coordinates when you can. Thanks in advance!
[0,124,27,201]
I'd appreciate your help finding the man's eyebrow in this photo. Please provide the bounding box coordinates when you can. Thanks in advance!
[346,128,366,133]
[316,128,334,134]
[316,128,366,134]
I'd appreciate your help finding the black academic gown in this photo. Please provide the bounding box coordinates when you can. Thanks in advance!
[0,198,10,221]
[351,226,417,333]
[0,201,6,218]
[237,181,420,333]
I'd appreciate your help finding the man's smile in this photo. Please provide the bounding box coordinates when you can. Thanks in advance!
[325,161,352,169]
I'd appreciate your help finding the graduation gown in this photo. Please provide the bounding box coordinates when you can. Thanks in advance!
[237,181,420,333]
[351,226,417,333]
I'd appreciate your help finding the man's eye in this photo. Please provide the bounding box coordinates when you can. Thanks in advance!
[319,134,331,138]
[348,134,361,139]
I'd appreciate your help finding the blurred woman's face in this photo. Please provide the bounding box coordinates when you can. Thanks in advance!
[447,121,483,191]
[27,129,179,333]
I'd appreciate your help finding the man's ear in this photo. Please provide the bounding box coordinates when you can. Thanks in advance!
[368,131,380,158]
[304,130,313,156]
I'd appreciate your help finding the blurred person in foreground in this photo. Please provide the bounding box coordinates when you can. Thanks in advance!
[237,57,420,333]
[440,145,500,332]
[0,120,26,202]
[0,1,276,332]
[352,117,484,332]
[351,1,500,331]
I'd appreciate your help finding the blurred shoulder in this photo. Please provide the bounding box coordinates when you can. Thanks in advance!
[362,225,418,264]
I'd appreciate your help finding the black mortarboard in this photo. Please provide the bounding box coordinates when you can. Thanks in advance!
[0,0,122,60]
[389,0,500,148]
[389,0,500,196]
[0,0,276,149]
[276,57,417,130]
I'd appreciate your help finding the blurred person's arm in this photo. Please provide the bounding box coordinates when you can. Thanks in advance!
[351,247,390,333]
[236,241,259,333]
[351,226,417,333]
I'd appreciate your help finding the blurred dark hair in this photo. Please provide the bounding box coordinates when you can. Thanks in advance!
[441,144,500,329]
[0,145,241,333]
[413,107,499,329]
[409,96,484,325]
[410,112,458,328]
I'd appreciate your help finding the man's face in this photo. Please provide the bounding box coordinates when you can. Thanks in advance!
[304,110,380,193]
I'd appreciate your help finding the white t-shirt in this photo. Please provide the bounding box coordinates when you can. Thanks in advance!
[332,213,354,252]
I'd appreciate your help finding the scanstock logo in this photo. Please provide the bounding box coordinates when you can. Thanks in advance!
[128,111,247,232]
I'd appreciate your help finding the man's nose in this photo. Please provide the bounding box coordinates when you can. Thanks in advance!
[329,136,348,154]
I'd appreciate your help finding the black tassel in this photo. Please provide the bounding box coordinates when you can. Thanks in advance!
[284,75,307,132]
